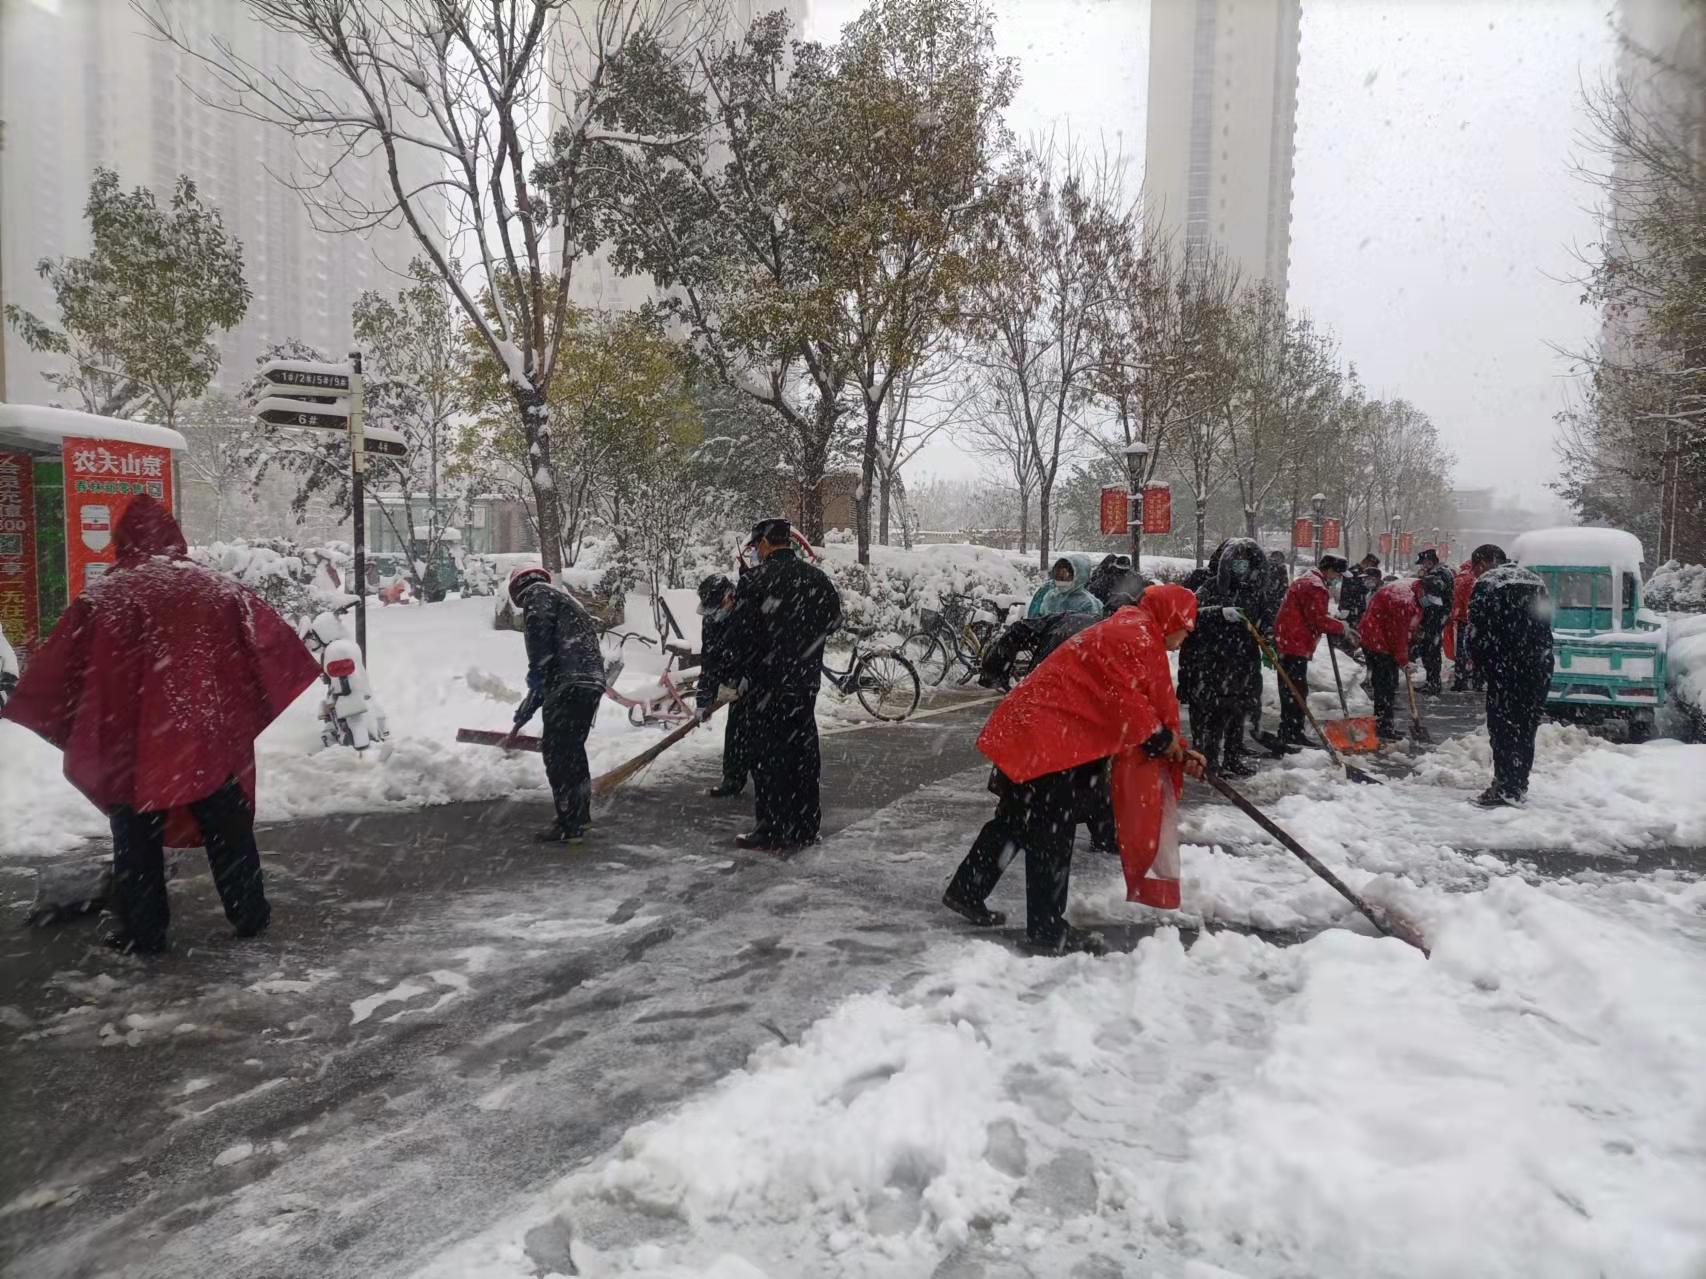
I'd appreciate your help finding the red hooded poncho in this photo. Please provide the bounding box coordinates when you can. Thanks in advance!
[1358,581,1421,659]
[3,496,320,846]
[1445,561,1477,661]
[978,582,1197,909]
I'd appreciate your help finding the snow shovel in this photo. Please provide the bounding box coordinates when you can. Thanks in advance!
[456,727,543,753]
[1322,642,1380,756]
[1242,620,1381,786]
[1205,770,1429,955]
[1401,666,1435,745]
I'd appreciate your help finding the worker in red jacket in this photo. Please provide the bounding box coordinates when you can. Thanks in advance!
[1449,555,1492,692]
[1272,555,1353,747]
[1357,581,1421,741]
[941,583,1206,955]
[3,496,320,954]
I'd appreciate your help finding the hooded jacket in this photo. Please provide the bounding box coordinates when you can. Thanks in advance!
[1178,537,1264,705]
[2,496,320,845]
[1033,554,1105,618]
[979,582,1196,908]
[1468,565,1554,697]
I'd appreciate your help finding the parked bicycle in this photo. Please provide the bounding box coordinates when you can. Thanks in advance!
[821,625,921,721]
[902,592,1018,686]
[600,629,698,727]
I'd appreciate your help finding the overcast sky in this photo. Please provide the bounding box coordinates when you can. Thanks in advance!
[807,0,1614,509]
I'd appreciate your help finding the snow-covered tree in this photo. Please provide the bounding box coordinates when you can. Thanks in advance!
[6,167,249,425]
[140,0,721,572]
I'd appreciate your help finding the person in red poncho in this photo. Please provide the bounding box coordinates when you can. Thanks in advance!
[1356,581,1421,741]
[3,496,320,954]
[941,582,1206,956]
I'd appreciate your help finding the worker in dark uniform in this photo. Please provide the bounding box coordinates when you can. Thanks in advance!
[1468,555,1553,806]
[510,566,608,842]
[722,518,843,851]
[696,573,749,798]
[1178,537,1265,777]
[1338,553,1381,628]
[1412,548,1456,695]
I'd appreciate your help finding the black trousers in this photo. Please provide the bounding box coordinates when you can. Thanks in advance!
[108,777,269,950]
[1278,655,1312,741]
[1416,627,1444,688]
[1366,652,1400,736]
[947,767,1077,944]
[1189,698,1247,770]
[748,691,821,844]
[721,698,751,790]
[1487,681,1546,799]
[542,685,601,831]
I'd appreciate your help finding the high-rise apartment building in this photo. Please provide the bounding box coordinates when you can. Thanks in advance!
[1142,0,1302,298]
[1,0,432,404]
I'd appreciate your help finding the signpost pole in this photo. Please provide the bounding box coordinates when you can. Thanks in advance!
[349,350,367,661]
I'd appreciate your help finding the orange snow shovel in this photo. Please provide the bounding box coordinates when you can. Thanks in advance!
[1242,619,1382,786]
[1322,642,1381,755]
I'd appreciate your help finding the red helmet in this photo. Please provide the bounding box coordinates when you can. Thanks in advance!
[508,564,550,606]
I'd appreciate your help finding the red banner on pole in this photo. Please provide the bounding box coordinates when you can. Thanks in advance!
[1378,532,1393,559]
[1397,531,1415,560]
[63,438,174,600]
[1141,484,1172,535]
[1293,517,1315,549]
[1438,540,1452,563]
[0,452,38,657]
[1099,486,1129,536]
[1321,518,1342,550]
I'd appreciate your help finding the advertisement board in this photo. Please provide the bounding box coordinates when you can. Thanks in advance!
[0,453,37,655]
[62,439,174,599]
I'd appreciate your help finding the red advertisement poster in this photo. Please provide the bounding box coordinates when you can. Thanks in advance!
[1379,532,1393,559]
[1398,531,1415,559]
[63,439,174,599]
[1293,517,1315,549]
[1321,518,1342,550]
[0,452,38,656]
[1099,486,1129,535]
[1141,484,1172,535]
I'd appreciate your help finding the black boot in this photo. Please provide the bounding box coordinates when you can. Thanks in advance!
[1024,926,1106,957]
[706,780,745,798]
[942,889,1006,927]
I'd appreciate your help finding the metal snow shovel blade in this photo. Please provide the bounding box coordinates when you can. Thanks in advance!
[456,727,543,752]
[1242,619,1382,786]
[1323,642,1381,755]
[1401,666,1435,745]
[1205,770,1430,955]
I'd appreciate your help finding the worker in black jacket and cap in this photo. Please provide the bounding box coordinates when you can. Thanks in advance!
[1467,553,1553,807]
[1412,548,1457,695]
[721,518,843,851]
[509,565,608,842]
[696,573,748,798]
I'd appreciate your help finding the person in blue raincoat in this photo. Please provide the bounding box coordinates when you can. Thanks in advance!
[1026,554,1105,619]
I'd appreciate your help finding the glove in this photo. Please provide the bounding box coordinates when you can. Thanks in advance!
[1222,607,1243,623]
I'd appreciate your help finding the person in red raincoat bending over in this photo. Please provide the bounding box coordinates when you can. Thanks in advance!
[1356,580,1421,742]
[3,496,319,954]
[1272,555,1353,747]
[941,583,1207,956]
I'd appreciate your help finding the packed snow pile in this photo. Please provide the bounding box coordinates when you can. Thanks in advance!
[422,870,1706,1279]
[1666,612,1706,735]
[1648,560,1706,612]
[1513,525,1646,579]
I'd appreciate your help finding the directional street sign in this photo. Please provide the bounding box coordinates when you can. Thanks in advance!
[255,395,351,431]
[361,426,408,458]
[259,359,353,393]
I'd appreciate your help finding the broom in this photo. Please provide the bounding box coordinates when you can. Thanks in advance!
[592,701,727,796]
[1205,770,1430,955]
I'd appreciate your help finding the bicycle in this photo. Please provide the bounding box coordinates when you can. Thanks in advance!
[902,592,1017,687]
[600,629,699,727]
[821,625,921,721]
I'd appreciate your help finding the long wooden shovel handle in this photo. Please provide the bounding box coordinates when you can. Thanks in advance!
[1243,619,1377,784]
[1205,770,1429,955]
[1327,642,1350,716]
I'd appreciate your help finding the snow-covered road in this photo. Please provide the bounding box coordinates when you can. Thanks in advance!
[4,673,1706,1278]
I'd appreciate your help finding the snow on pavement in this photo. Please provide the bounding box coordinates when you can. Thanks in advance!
[419,863,1706,1279]
[0,595,728,864]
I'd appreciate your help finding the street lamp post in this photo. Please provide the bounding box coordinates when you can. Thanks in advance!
[1310,492,1326,567]
[1123,441,1150,565]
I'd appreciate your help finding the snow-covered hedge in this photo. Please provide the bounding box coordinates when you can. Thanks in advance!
[1647,560,1706,613]
[1666,612,1706,741]
[190,538,352,618]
